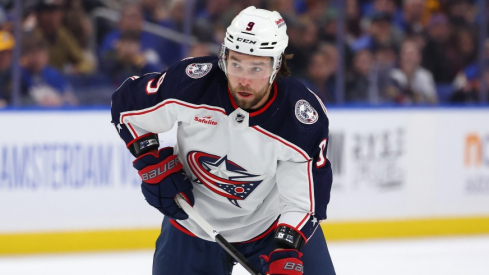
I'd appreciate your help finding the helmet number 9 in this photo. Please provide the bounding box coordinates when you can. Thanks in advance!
[246,22,255,31]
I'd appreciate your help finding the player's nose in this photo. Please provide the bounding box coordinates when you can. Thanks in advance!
[238,77,252,87]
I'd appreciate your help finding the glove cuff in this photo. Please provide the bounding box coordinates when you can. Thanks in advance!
[268,257,303,275]
[261,249,304,275]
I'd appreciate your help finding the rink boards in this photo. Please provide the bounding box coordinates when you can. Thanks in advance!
[0,107,488,254]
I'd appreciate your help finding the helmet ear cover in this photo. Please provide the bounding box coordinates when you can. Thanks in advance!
[219,6,288,84]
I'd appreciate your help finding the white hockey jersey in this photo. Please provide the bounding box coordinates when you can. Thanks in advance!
[111,56,332,243]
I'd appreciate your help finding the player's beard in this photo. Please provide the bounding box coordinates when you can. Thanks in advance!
[228,82,271,110]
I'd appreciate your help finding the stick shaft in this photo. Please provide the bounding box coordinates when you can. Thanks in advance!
[175,195,262,275]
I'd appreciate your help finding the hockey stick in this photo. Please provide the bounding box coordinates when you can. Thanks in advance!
[175,194,262,275]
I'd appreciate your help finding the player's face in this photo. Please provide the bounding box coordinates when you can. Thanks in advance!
[226,50,273,110]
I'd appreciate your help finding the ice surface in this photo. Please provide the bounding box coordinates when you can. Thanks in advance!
[1,235,488,275]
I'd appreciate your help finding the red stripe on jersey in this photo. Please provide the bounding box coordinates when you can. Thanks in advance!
[252,127,314,229]
[296,213,310,230]
[170,220,197,237]
[307,88,328,116]
[240,219,278,243]
[127,123,138,138]
[307,160,313,212]
[250,126,309,160]
[121,100,226,124]
[295,161,314,226]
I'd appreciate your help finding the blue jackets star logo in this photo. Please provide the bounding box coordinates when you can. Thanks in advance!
[187,151,263,207]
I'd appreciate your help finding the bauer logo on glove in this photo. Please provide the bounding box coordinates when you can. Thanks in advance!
[139,156,181,183]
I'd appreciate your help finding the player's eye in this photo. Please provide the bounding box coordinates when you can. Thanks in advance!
[251,67,262,72]
[231,62,241,69]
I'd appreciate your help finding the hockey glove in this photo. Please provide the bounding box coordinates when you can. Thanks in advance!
[260,249,304,275]
[133,147,194,220]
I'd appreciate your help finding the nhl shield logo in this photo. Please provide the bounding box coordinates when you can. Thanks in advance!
[295,100,318,124]
[235,113,245,123]
[186,63,212,79]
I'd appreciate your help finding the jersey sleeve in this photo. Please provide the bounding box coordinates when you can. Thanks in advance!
[110,72,177,147]
[275,93,332,244]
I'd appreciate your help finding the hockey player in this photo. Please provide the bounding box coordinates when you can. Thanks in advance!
[111,6,335,275]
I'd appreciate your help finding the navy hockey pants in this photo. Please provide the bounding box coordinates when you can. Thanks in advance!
[152,217,336,275]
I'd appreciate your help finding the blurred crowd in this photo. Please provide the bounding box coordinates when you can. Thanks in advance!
[0,0,488,107]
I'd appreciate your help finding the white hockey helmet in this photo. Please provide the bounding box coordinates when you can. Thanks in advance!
[219,6,289,84]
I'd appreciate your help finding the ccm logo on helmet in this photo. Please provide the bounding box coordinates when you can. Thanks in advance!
[237,37,256,44]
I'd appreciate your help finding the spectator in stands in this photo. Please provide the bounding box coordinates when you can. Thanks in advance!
[268,0,296,18]
[318,12,354,71]
[193,0,232,43]
[455,64,489,104]
[164,0,185,33]
[63,0,97,74]
[361,0,404,33]
[154,0,195,62]
[0,30,14,107]
[100,31,160,84]
[20,35,78,106]
[301,0,329,24]
[188,42,213,58]
[32,0,95,74]
[398,0,427,35]
[99,3,181,69]
[373,43,398,100]
[481,66,489,103]
[140,0,186,64]
[346,49,376,103]
[444,0,476,27]
[140,0,170,24]
[450,41,489,103]
[450,68,480,103]
[352,11,403,53]
[363,0,400,18]
[422,13,459,83]
[439,26,478,102]
[453,27,478,71]
[386,39,438,104]
[301,48,337,103]
[286,18,319,79]
[0,5,6,29]
[345,0,363,40]
[63,0,93,51]
[0,5,16,33]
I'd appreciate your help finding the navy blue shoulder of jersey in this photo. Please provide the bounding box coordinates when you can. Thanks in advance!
[111,56,226,126]
[156,56,226,105]
[260,76,329,159]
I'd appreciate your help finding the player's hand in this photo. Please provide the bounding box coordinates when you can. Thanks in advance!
[133,148,194,220]
[260,249,303,275]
